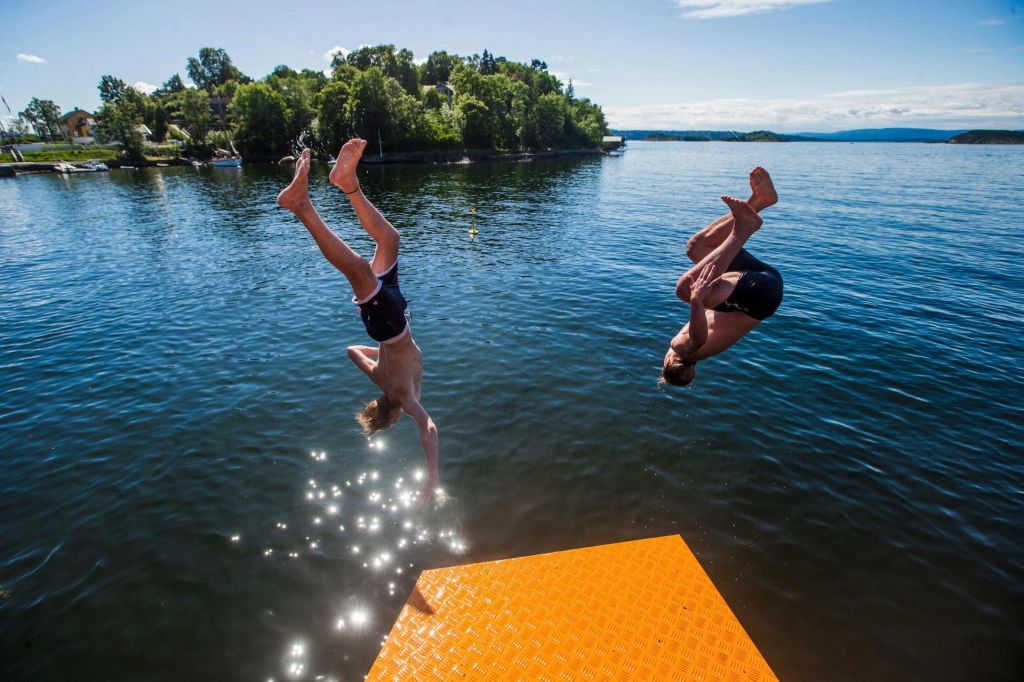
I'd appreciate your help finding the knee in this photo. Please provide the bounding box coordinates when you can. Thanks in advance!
[685,235,705,262]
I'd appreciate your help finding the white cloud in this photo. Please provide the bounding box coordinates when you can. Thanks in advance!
[324,45,350,62]
[134,81,158,95]
[964,48,994,54]
[551,71,592,88]
[676,0,830,20]
[413,56,428,66]
[604,83,1024,132]
[16,53,45,63]
[978,19,1005,26]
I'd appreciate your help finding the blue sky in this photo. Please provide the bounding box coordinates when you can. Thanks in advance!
[2,0,1022,131]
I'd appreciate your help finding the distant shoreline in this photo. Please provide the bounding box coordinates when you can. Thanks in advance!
[615,128,1024,144]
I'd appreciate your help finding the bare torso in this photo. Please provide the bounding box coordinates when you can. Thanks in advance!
[675,309,760,362]
[371,334,423,402]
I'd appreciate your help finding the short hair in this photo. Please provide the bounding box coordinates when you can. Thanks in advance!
[660,361,696,387]
[356,394,402,434]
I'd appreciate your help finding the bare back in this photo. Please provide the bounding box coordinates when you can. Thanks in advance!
[674,310,760,362]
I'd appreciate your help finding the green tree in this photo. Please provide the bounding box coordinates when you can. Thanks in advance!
[99,75,130,104]
[298,69,329,93]
[157,73,186,96]
[421,51,459,85]
[232,82,291,156]
[341,44,420,97]
[507,80,533,150]
[266,70,316,141]
[95,98,145,161]
[422,87,443,110]
[180,88,212,147]
[186,47,246,90]
[479,49,498,75]
[395,48,420,97]
[535,93,567,148]
[422,104,464,148]
[457,95,490,147]
[19,98,63,140]
[152,105,169,142]
[315,80,353,151]
[567,98,608,147]
[344,67,422,150]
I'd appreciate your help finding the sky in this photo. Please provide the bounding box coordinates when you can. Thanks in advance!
[2,0,1023,132]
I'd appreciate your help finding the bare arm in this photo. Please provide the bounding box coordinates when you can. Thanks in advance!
[401,397,439,503]
[346,345,378,378]
[671,264,714,358]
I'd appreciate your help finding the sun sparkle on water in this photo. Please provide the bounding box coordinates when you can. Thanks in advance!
[260,448,467,680]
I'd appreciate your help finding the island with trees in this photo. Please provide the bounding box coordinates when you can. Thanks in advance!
[6,45,609,165]
[947,130,1024,145]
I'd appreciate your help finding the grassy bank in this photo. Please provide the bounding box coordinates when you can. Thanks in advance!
[4,145,182,163]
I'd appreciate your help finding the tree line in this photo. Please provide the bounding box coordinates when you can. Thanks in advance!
[11,46,609,160]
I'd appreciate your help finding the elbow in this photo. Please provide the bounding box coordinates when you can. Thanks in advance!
[346,346,360,360]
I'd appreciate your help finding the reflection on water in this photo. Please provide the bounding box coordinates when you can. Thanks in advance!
[248,441,465,680]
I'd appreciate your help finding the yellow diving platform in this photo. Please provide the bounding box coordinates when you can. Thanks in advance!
[368,535,779,681]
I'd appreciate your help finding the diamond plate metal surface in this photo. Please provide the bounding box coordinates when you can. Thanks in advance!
[368,535,778,681]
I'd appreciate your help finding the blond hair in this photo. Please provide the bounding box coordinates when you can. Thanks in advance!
[356,394,402,435]
[660,361,696,387]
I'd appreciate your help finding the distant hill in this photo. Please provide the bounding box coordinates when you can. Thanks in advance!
[791,128,967,142]
[615,129,806,142]
[947,130,1024,144]
[615,128,977,143]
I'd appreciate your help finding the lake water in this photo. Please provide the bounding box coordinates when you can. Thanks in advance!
[1,142,1022,681]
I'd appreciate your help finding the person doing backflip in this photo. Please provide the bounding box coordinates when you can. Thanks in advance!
[662,167,784,387]
[277,140,438,502]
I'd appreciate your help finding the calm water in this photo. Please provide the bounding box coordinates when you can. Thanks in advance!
[1,142,1022,681]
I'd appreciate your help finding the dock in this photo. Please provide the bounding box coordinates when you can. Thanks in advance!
[368,535,779,681]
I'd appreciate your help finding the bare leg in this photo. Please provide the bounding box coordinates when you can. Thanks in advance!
[278,149,377,299]
[686,167,777,262]
[330,139,399,274]
[676,196,763,302]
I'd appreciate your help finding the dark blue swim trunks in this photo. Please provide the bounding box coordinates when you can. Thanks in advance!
[353,262,409,342]
[713,249,783,321]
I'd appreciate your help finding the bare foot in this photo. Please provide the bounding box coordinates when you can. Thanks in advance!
[329,138,367,194]
[748,166,778,210]
[721,195,763,236]
[277,149,311,211]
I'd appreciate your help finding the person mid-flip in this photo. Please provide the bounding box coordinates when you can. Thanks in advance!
[278,140,438,502]
[662,167,783,387]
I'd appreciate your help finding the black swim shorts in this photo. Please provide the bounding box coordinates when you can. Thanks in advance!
[713,249,783,321]
[353,261,409,342]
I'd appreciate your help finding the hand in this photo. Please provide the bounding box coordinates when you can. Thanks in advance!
[689,263,717,302]
[417,477,438,507]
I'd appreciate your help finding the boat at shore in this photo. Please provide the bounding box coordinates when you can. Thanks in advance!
[210,138,243,167]
[55,161,109,174]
